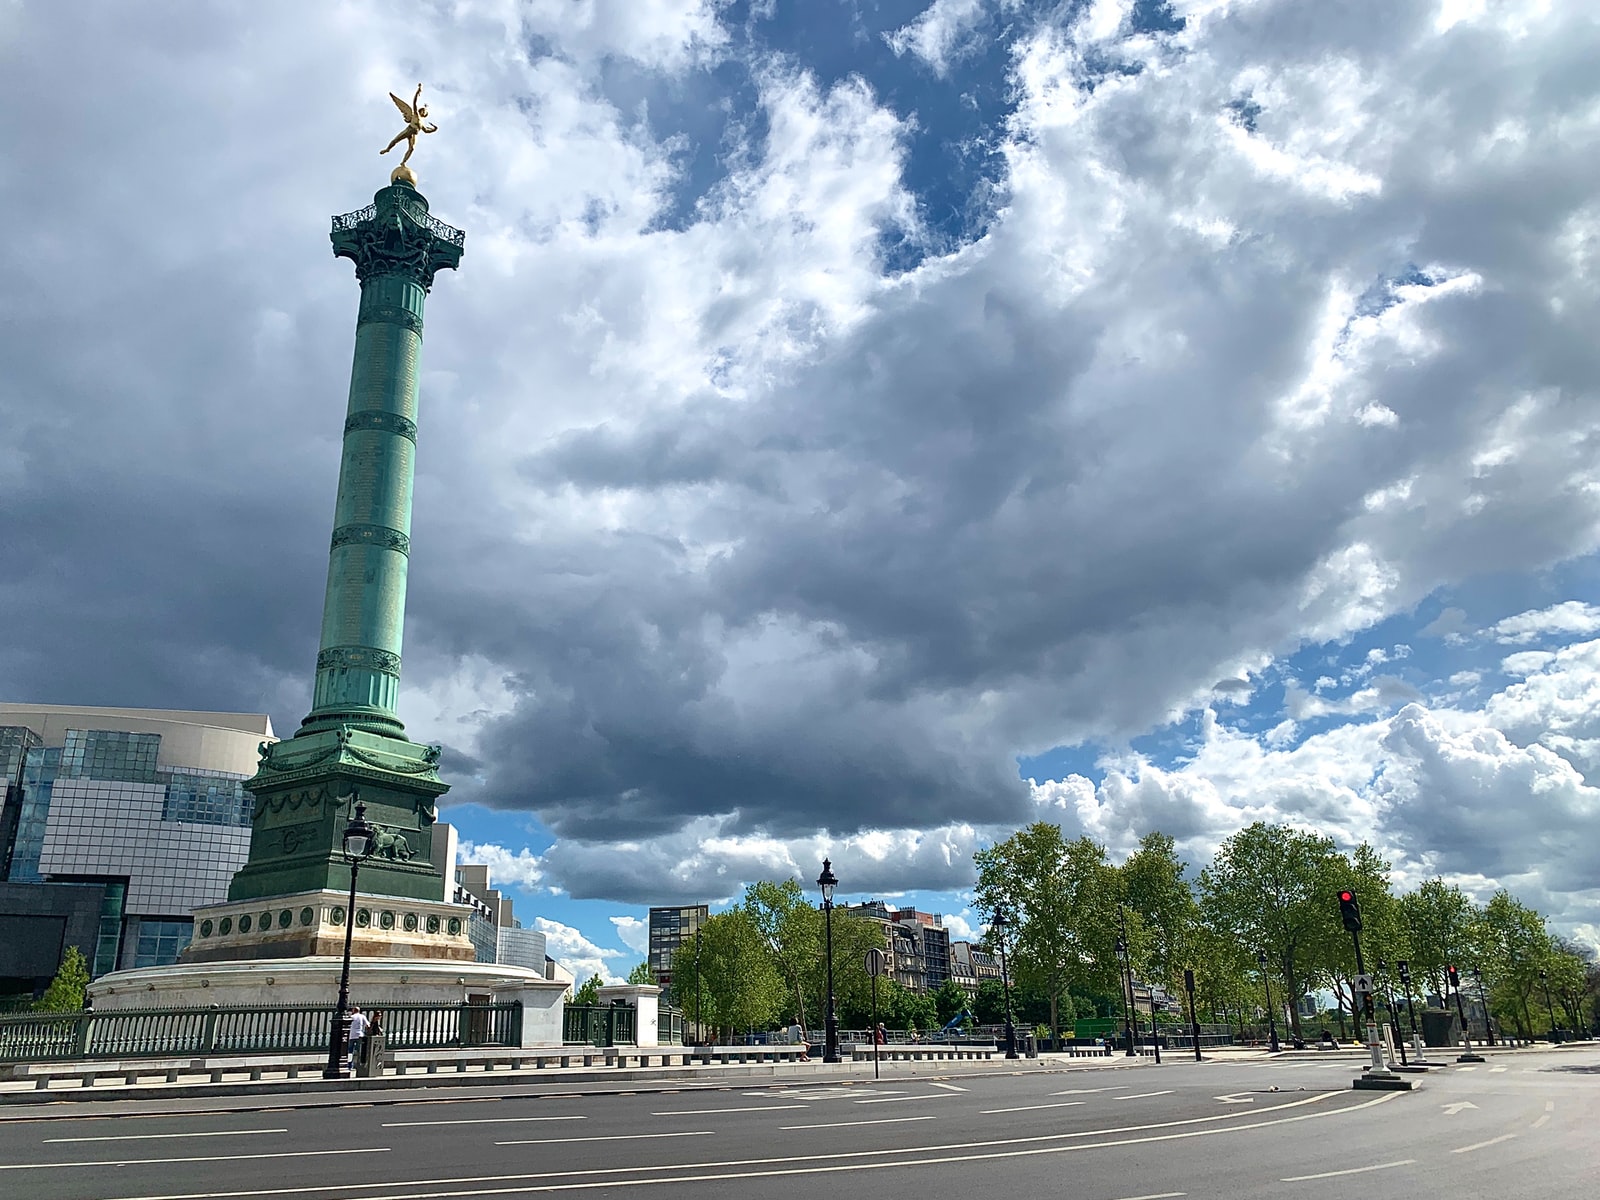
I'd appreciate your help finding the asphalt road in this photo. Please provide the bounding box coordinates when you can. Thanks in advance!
[2,1047,1596,1200]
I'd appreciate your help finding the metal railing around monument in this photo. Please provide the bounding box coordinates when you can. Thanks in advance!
[0,1000,522,1064]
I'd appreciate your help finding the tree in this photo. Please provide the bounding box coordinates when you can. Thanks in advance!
[1120,831,1200,989]
[931,977,968,1027]
[741,879,821,1032]
[35,947,89,1013]
[1471,890,1552,1038]
[975,823,1120,1045]
[571,974,603,1007]
[626,961,656,986]
[1198,823,1349,1040]
[678,910,784,1040]
[1396,878,1477,1000]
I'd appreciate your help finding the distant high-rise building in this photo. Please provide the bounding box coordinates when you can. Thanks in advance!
[647,904,708,992]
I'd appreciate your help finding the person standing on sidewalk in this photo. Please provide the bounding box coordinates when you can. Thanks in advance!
[346,1005,368,1073]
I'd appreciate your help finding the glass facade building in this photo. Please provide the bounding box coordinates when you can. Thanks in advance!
[647,904,709,991]
[0,704,273,987]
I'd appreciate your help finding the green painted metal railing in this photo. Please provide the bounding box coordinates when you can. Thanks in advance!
[0,1001,521,1064]
[562,1004,636,1047]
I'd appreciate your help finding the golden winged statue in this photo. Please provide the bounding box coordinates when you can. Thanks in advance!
[381,84,439,168]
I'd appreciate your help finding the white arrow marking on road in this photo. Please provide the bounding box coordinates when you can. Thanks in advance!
[1441,1101,1478,1115]
[1215,1094,1255,1104]
[930,1082,969,1092]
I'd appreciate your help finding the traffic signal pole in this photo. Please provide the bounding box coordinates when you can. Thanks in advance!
[1340,889,1395,1078]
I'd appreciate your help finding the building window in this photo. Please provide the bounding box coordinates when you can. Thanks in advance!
[133,918,193,968]
[162,771,253,826]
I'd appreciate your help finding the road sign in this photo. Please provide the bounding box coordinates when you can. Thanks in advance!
[865,948,887,977]
[1353,973,1374,994]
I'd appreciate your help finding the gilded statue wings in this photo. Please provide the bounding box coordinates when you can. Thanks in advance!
[390,91,419,124]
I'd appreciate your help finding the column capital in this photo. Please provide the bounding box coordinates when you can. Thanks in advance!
[330,182,465,290]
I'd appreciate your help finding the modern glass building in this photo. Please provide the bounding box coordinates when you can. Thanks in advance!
[647,904,709,993]
[0,704,273,994]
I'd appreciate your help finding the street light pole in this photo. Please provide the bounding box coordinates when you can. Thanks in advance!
[1376,959,1407,1066]
[1257,950,1280,1054]
[694,933,703,1046]
[323,797,374,1080]
[1397,960,1426,1059]
[1184,968,1202,1062]
[992,906,1018,1059]
[817,859,840,1064]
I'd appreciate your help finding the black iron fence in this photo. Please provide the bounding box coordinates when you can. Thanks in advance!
[0,1001,522,1064]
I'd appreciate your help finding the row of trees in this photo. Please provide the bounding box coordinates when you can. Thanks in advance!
[627,822,1598,1045]
[976,822,1599,1043]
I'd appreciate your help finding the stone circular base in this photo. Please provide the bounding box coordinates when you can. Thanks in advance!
[88,956,562,1010]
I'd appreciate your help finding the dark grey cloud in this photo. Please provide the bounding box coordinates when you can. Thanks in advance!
[2,1,1599,913]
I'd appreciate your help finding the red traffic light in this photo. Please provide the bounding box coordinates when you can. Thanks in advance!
[1339,890,1353,902]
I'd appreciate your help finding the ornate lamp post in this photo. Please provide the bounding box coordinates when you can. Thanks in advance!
[992,906,1018,1059]
[1397,960,1425,1057]
[1539,968,1560,1042]
[817,858,840,1064]
[1257,950,1280,1054]
[323,797,374,1079]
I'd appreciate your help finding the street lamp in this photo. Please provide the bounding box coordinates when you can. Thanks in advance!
[323,796,374,1080]
[1375,959,1407,1066]
[817,858,840,1064]
[1539,968,1560,1043]
[1116,906,1140,1057]
[992,906,1018,1059]
[1257,950,1280,1054]
[1397,960,1424,1058]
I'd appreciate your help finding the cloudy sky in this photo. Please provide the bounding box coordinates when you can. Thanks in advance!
[2,0,1599,983]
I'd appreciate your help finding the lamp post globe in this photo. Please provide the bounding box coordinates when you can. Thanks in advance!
[817,858,841,1064]
[1257,950,1280,1054]
[992,906,1018,1059]
[323,796,375,1080]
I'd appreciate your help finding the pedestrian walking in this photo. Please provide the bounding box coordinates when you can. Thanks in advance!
[790,1015,811,1061]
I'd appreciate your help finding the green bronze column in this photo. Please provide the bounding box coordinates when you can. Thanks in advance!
[301,180,464,736]
[213,172,465,913]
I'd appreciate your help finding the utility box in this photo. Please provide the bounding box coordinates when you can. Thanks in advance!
[1421,1009,1459,1048]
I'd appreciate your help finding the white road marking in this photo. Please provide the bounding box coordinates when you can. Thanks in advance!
[1215,1094,1254,1104]
[652,1104,809,1115]
[91,1092,1373,1200]
[1490,1066,1507,1073]
[1052,1087,1121,1095]
[929,1082,968,1092]
[498,1133,713,1146]
[1451,1133,1517,1154]
[1282,1159,1415,1182]
[1530,1115,1550,1129]
[385,1116,584,1128]
[1441,1101,1478,1115]
[854,1093,954,1105]
[1114,1091,1174,1101]
[142,1096,1402,1200]
[780,1116,938,1130]
[1457,1066,1478,1072]
[43,1129,287,1143]
[1,1148,386,1172]
[980,1101,1085,1114]
[1111,1193,1185,1200]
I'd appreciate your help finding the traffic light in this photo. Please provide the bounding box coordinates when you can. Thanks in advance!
[1338,889,1362,933]
[1446,965,1460,990]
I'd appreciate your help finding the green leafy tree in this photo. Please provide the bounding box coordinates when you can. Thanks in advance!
[974,822,1120,1044]
[741,878,822,1031]
[571,973,603,1007]
[931,977,968,1027]
[971,978,1010,1025]
[1396,878,1478,1000]
[626,961,656,986]
[808,910,887,1030]
[1198,823,1349,1041]
[1470,890,1553,1038]
[1120,831,1200,990]
[34,947,89,1013]
[677,911,785,1040]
